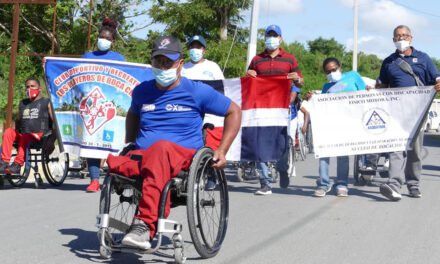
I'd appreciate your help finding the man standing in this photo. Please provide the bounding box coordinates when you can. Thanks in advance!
[182,35,224,80]
[247,25,303,195]
[378,25,440,201]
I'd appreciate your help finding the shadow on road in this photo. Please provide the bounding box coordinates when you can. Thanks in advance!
[59,228,202,263]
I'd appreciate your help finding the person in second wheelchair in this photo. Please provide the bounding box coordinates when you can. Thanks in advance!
[314,57,367,197]
[0,77,53,175]
[106,36,241,250]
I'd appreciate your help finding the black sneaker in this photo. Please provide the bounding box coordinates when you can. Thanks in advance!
[255,184,272,195]
[279,171,289,188]
[408,187,422,198]
[0,161,8,174]
[380,183,402,201]
[121,218,151,250]
[5,162,21,175]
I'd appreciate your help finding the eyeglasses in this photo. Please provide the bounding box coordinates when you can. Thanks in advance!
[151,57,179,69]
[265,32,279,38]
[394,34,411,40]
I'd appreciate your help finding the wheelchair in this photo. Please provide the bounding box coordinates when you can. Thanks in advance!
[353,153,389,185]
[0,130,70,188]
[294,129,307,162]
[234,161,280,183]
[96,147,229,263]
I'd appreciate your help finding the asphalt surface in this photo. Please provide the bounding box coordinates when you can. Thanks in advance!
[1,134,440,264]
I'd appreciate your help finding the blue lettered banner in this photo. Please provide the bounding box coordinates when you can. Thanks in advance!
[44,57,153,159]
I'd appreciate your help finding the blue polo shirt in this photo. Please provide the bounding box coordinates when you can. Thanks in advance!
[379,48,440,88]
[322,71,366,94]
[130,77,231,150]
[82,50,126,62]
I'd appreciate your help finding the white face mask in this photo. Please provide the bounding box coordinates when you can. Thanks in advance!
[189,48,204,62]
[152,67,178,87]
[97,38,112,51]
[394,40,410,52]
[327,70,342,83]
[265,37,280,50]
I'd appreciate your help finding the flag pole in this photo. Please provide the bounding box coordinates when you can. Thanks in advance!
[246,0,260,70]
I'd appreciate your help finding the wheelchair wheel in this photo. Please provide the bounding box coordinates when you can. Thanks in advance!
[298,131,307,161]
[99,174,141,246]
[7,148,31,187]
[186,147,229,259]
[42,136,69,186]
[353,155,366,185]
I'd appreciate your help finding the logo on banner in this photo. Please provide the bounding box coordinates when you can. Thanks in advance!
[79,87,116,135]
[363,108,389,134]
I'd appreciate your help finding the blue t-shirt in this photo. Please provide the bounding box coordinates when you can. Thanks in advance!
[322,71,366,94]
[290,86,300,119]
[379,48,440,88]
[130,77,232,150]
[82,50,126,62]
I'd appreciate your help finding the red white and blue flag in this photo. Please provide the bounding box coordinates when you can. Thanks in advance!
[201,75,291,162]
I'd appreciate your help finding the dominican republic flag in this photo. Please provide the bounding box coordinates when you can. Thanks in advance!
[201,75,291,162]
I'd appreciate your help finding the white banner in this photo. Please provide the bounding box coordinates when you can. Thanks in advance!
[309,86,436,158]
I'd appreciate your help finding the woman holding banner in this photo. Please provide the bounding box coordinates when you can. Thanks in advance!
[314,57,366,197]
[82,19,126,192]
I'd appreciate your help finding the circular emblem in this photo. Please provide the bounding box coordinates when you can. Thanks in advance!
[362,108,389,134]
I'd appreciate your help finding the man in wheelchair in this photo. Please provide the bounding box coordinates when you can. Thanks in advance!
[106,36,241,250]
[0,77,53,175]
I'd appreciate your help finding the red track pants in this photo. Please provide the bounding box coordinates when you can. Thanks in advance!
[107,140,196,238]
[1,128,42,166]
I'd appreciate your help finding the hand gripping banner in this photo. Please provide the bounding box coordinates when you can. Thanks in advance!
[44,57,153,159]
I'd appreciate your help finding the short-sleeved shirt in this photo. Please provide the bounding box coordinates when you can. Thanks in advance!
[248,48,303,78]
[379,48,440,88]
[322,71,366,94]
[82,50,126,62]
[130,77,232,150]
[290,86,301,120]
[19,97,51,134]
[182,60,224,80]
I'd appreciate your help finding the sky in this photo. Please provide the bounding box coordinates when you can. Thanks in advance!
[130,0,440,60]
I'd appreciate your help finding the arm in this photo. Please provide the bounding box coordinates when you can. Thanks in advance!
[435,79,440,92]
[300,107,309,133]
[290,91,297,104]
[125,109,140,143]
[212,101,242,169]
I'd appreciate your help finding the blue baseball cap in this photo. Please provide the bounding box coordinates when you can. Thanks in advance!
[265,25,282,36]
[188,35,207,48]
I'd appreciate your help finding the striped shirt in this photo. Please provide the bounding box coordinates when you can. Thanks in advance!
[248,48,302,77]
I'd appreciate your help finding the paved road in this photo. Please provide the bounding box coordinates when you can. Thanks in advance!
[1,134,440,264]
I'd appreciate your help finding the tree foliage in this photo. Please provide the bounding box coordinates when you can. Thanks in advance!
[0,0,439,120]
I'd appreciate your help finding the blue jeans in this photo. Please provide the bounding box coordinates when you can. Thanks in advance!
[257,162,272,187]
[87,158,101,181]
[317,156,349,190]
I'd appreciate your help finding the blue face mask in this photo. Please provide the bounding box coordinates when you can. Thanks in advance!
[189,48,204,62]
[97,38,112,51]
[152,67,178,87]
[265,37,280,50]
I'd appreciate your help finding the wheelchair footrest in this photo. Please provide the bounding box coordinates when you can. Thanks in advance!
[157,218,182,234]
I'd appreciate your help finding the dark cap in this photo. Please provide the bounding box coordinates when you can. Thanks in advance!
[152,36,183,61]
[188,35,206,48]
[265,25,282,36]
